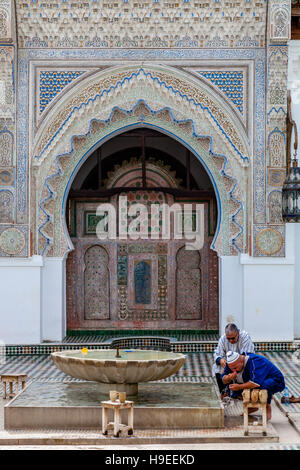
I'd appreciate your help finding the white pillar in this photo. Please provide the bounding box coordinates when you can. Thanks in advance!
[219,224,297,341]
[41,257,66,342]
[0,256,43,344]
[293,224,300,338]
[240,224,295,341]
[218,255,244,333]
[287,40,300,339]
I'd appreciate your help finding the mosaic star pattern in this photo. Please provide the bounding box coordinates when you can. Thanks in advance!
[198,71,244,114]
[39,71,84,113]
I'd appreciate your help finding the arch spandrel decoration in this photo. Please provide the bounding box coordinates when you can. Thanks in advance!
[33,65,250,164]
[31,65,250,258]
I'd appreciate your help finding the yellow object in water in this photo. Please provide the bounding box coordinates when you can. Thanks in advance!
[81,348,88,355]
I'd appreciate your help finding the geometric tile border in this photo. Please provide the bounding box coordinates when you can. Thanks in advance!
[1,341,298,356]
[64,332,220,342]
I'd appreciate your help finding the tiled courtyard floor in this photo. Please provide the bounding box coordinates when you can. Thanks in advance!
[0,351,300,449]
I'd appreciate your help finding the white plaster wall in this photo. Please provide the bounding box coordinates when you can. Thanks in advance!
[241,263,294,341]
[241,224,295,341]
[41,257,66,342]
[293,224,300,338]
[219,225,296,341]
[288,41,300,339]
[0,256,43,344]
[218,256,243,334]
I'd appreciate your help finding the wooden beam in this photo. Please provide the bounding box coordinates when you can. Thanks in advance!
[97,147,102,189]
[141,135,146,188]
[186,149,191,190]
[69,187,215,199]
[117,130,163,138]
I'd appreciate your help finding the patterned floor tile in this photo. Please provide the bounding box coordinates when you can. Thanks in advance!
[0,422,279,441]
[286,413,300,435]
[1,352,299,407]
[263,352,300,377]
[274,377,300,414]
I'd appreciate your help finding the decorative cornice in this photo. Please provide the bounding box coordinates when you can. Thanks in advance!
[16,0,268,49]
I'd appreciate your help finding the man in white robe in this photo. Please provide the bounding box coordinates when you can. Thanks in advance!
[212,323,255,397]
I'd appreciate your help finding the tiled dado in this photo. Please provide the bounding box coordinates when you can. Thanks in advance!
[172,342,298,354]
[3,344,109,356]
[65,330,220,340]
[1,340,297,356]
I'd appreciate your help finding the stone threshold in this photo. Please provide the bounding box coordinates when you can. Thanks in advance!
[0,424,279,445]
[286,414,300,436]
[273,396,300,436]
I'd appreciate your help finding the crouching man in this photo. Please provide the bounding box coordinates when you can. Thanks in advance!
[222,351,285,420]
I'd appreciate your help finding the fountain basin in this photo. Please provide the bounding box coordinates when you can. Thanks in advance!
[4,381,224,430]
[51,349,186,395]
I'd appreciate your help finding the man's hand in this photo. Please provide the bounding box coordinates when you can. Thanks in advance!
[229,383,241,392]
[228,371,237,381]
[222,371,237,384]
[220,358,226,369]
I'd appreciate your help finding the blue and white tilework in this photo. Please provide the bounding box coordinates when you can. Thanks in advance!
[39,71,84,114]
[198,71,244,115]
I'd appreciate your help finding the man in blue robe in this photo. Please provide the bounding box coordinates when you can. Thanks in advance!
[212,323,255,397]
[222,351,285,420]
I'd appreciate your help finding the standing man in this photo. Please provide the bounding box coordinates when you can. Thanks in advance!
[212,323,255,396]
[222,351,285,420]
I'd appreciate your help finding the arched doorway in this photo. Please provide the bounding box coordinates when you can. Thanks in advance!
[65,128,219,330]
[33,65,249,341]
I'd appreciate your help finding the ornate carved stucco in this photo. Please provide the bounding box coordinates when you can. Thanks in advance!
[16,0,268,49]
[0,48,14,120]
[0,0,12,41]
[32,66,250,164]
[31,66,249,258]
[269,0,291,42]
[0,1,292,266]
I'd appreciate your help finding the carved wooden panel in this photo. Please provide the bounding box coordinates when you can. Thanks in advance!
[175,247,201,320]
[84,245,110,320]
[66,199,219,330]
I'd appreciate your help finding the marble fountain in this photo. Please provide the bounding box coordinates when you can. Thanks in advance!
[51,348,186,395]
[4,347,224,431]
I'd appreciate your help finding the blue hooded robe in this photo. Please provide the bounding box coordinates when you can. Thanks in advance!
[221,353,285,403]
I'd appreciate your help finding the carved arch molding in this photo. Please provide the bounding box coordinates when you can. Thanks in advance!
[31,65,250,257]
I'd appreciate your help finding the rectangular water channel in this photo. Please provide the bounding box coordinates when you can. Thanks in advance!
[5,381,224,430]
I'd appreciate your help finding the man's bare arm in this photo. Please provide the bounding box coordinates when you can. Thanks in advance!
[229,381,260,392]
